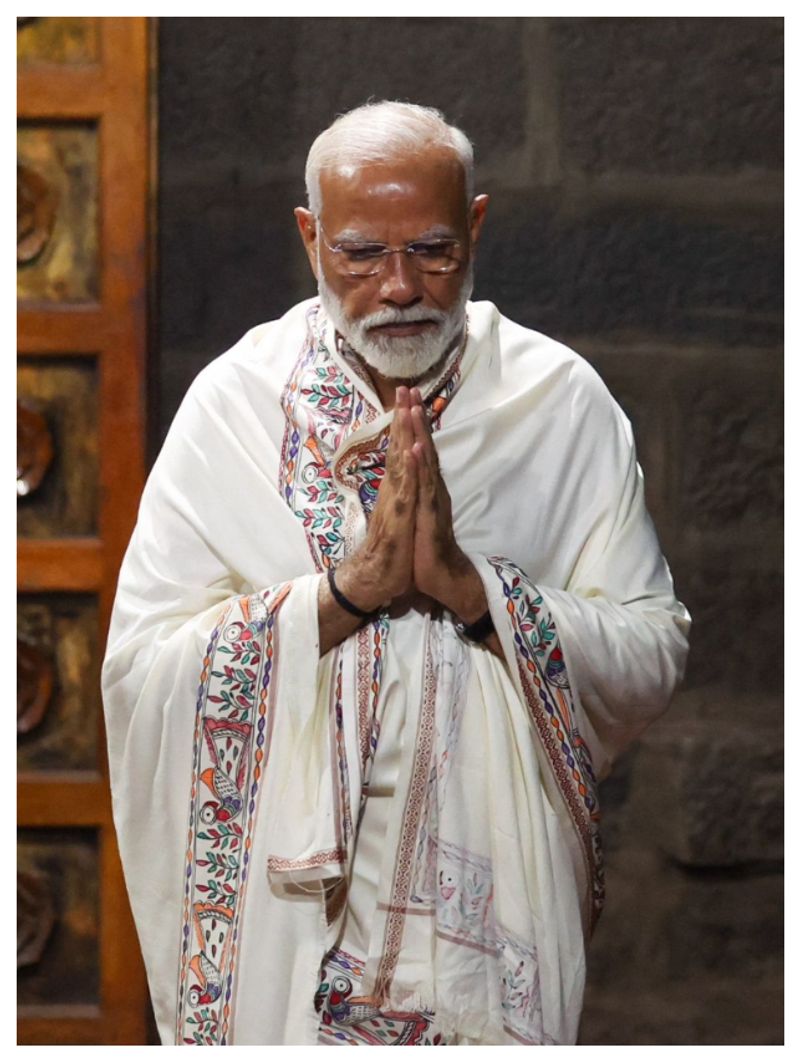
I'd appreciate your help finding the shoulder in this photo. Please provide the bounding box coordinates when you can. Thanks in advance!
[468,301,628,432]
[187,298,317,403]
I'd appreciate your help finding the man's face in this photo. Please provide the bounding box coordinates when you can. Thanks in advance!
[296,149,488,382]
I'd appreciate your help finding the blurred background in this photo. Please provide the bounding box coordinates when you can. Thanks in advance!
[17,16,783,1045]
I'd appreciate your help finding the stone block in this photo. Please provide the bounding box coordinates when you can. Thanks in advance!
[159,18,532,182]
[587,850,782,981]
[633,693,783,866]
[553,16,783,177]
[475,192,782,347]
[673,552,782,693]
[664,865,782,979]
[291,18,529,163]
[157,179,314,439]
[159,18,304,173]
[673,351,782,537]
[580,973,783,1045]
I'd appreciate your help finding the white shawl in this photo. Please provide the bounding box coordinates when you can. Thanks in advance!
[102,299,689,1045]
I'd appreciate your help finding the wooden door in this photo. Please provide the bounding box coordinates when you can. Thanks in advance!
[18,17,151,1045]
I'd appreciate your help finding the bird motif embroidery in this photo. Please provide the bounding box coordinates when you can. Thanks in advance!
[187,902,234,1008]
[439,869,457,902]
[198,718,251,825]
[317,962,436,1044]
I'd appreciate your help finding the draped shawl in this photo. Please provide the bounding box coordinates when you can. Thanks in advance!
[102,299,689,1045]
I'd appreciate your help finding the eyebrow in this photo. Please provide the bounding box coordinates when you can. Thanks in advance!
[330,225,459,244]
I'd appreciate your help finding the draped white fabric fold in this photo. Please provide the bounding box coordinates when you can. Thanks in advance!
[102,299,689,1045]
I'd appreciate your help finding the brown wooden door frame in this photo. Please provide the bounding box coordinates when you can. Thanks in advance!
[18,17,151,1045]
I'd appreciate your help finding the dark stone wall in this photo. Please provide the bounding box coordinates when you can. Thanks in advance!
[156,16,783,1045]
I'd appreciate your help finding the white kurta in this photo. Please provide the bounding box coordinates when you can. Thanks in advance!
[102,299,689,1045]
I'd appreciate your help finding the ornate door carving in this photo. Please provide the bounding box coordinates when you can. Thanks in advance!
[18,17,150,1044]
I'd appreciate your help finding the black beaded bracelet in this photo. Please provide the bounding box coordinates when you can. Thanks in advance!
[327,568,378,622]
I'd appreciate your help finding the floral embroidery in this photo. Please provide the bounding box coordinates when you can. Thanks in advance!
[488,556,604,930]
[434,840,495,953]
[497,929,556,1044]
[278,305,466,571]
[278,308,376,571]
[176,586,290,1045]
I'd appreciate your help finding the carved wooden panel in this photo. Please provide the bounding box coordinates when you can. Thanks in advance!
[17,17,100,65]
[17,123,99,303]
[17,829,100,1007]
[17,358,99,538]
[18,869,56,970]
[18,595,99,773]
[18,162,57,266]
[17,401,55,499]
[18,17,150,1045]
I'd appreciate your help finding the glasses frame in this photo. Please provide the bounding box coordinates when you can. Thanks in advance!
[316,221,464,277]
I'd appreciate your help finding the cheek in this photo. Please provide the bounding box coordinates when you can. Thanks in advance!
[423,277,466,313]
[339,284,378,322]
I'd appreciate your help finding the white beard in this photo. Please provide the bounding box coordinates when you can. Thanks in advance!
[317,262,472,382]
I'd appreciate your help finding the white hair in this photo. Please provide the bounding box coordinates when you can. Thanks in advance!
[305,100,474,215]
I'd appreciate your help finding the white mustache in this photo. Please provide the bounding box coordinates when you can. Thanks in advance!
[360,307,447,329]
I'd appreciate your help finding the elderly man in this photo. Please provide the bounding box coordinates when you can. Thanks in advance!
[103,101,689,1046]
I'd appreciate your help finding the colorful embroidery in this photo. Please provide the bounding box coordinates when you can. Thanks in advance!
[176,586,289,1045]
[487,556,604,930]
[355,616,389,824]
[434,840,496,953]
[278,304,467,571]
[374,631,439,999]
[315,948,448,1045]
[331,649,353,845]
[496,928,556,1044]
[278,307,377,571]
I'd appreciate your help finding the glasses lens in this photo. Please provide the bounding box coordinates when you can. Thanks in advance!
[336,245,386,276]
[328,240,462,276]
[408,241,461,273]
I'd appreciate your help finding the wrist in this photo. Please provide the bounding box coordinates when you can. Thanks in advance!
[334,556,388,614]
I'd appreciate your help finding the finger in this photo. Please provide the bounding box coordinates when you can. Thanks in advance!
[412,440,436,508]
[400,449,418,505]
[394,405,413,453]
[410,403,432,448]
[411,406,439,478]
[388,394,413,464]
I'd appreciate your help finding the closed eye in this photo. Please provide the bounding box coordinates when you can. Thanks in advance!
[339,243,386,261]
[407,240,459,258]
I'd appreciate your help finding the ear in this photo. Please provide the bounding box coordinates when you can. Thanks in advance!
[294,206,319,280]
[468,194,489,248]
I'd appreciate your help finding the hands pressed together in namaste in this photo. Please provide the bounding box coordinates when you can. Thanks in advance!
[318,386,500,658]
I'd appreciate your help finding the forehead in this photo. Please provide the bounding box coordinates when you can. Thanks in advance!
[319,149,467,237]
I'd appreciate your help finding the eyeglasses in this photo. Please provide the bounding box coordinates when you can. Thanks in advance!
[317,222,464,277]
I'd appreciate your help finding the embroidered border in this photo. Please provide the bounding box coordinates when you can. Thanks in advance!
[355,617,389,825]
[267,848,346,873]
[176,586,289,1045]
[374,629,439,999]
[487,556,604,931]
[331,648,353,845]
[278,304,469,573]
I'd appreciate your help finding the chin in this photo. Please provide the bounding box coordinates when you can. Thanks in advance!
[357,335,450,381]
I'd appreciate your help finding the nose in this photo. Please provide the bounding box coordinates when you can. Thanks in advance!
[378,250,423,307]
